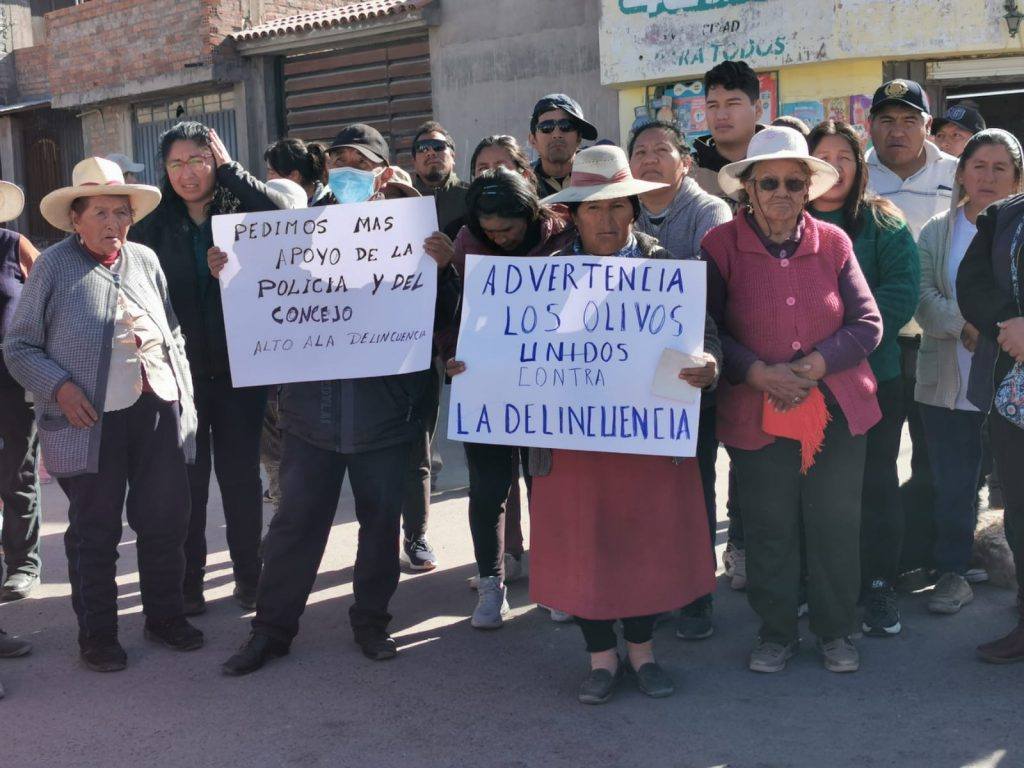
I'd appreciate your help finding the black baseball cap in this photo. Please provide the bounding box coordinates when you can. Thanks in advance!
[870,79,931,116]
[932,104,987,136]
[530,93,599,141]
[327,123,390,166]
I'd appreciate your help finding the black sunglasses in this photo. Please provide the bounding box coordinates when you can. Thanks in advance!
[536,119,579,135]
[414,139,450,154]
[751,177,808,193]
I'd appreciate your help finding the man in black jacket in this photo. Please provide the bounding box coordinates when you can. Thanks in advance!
[221,124,461,673]
[528,94,598,199]
[132,123,294,616]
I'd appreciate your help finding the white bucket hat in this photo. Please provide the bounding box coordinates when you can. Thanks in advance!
[719,127,840,202]
[40,157,162,232]
[541,145,666,205]
[0,181,25,223]
[266,178,308,209]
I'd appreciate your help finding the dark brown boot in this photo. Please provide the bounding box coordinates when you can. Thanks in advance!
[977,623,1024,664]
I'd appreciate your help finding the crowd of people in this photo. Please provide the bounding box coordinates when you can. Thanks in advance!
[0,59,1021,705]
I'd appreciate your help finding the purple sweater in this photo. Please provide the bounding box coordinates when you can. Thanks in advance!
[702,210,882,449]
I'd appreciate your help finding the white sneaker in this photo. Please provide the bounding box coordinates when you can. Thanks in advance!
[468,554,526,589]
[471,576,509,630]
[539,605,574,623]
[724,544,747,590]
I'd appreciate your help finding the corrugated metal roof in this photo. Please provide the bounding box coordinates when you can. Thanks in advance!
[231,0,432,42]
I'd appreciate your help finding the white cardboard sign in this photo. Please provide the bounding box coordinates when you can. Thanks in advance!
[211,196,439,386]
[448,254,706,457]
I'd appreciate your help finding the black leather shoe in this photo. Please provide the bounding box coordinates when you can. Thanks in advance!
[356,632,398,661]
[183,592,206,617]
[222,633,290,676]
[80,635,127,673]
[577,662,623,705]
[629,661,675,698]
[0,629,31,658]
[0,573,39,602]
[232,583,258,611]
[144,616,204,651]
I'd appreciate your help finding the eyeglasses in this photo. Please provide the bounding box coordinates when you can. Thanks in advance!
[750,177,809,193]
[414,139,450,154]
[535,119,579,135]
[165,155,212,174]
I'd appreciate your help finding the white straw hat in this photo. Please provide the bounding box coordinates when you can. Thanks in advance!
[718,127,840,202]
[40,157,162,232]
[541,145,667,205]
[0,181,25,223]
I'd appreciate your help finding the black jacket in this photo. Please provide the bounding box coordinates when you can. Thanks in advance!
[132,162,290,380]
[278,191,462,455]
[957,194,1024,411]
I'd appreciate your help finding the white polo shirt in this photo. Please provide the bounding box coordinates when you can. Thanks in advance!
[866,140,957,238]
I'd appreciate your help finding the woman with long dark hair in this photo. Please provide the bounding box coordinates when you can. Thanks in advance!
[132,121,294,616]
[264,138,330,207]
[807,120,919,638]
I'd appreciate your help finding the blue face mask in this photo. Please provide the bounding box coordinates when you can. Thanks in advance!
[328,166,378,204]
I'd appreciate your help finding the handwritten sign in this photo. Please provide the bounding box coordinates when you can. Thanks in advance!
[448,254,707,457]
[212,196,438,387]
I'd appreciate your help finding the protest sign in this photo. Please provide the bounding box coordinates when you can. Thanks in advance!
[211,196,438,387]
[448,254,707,457]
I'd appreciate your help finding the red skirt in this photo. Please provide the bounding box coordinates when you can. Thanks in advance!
[528,449,715,620]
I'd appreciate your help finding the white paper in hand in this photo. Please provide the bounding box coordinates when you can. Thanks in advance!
[651,348,703,404]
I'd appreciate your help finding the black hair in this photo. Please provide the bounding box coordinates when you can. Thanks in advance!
[412,121,455,155]
[468,135,537,184]
[465,167,551,243]
[957,129,1024,206]
[566,196,643,221]
[157,120,240,216]
[806,120,904,236]
[264,138,328,186]
[627,119,690,158]
[703,60,760,103]
[771,115,811,137]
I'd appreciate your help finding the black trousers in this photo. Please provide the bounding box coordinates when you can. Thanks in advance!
[576,615,658,653]
[401,361,442,541]
[57,395,190,641]
[253,431,412,643]
[0,385,40,578]
[185,375,266,593]
[464,442,523,579]
[898,338,936,573]
[860,377,906,586]
[686,405,719,610]
[989,414,1024,614]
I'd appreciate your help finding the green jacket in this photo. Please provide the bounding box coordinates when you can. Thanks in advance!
[812,206,920,383]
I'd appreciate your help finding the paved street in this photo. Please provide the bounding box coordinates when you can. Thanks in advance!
[1,394,1021,768]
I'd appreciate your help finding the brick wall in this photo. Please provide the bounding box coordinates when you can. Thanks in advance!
[81,104,132,158]
[13,45,50,100]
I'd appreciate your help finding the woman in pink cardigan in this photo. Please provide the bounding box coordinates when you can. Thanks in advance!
[703,127,882,675]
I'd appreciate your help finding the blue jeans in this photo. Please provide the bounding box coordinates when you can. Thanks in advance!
[919,404,985,575]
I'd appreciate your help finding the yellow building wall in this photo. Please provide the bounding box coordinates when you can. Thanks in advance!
[616,59,886,145]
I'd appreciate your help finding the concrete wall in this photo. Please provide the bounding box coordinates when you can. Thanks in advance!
[429,0,618,178]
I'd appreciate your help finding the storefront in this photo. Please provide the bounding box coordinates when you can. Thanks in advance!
[600,0,1024,143]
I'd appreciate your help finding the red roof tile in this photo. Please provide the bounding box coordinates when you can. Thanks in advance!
[232,0,432,42]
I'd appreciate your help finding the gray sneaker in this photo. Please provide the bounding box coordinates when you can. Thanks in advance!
[471,576,509,629]
[818,636,860,673]
[748,639,798,673]
[0,573,38,602]
[928,572,974,614]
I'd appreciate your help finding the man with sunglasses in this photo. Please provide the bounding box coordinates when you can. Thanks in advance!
[528,94,599,198]
[412,121,469,239]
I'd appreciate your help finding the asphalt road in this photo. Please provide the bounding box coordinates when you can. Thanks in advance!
[1,394,1021,768]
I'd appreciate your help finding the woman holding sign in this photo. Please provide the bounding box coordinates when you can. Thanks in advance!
[456,145,719,705]
[445,168,575,629]
[703,126,882,675]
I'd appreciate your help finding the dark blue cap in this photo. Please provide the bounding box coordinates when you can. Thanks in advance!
[870,79,931,116]
[531,93,599,141]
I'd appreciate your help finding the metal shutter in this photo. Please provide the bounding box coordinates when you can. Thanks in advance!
[280,35,432,170]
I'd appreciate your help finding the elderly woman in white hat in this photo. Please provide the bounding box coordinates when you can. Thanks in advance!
[519,145,721,705]
[4,157,202,673]
[702,126,883,675]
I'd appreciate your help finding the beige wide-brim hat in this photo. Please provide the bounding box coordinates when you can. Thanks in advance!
[0,181,25,223]
[40,157,162,232]
[541,145,666,205]
[719,126,840,202]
